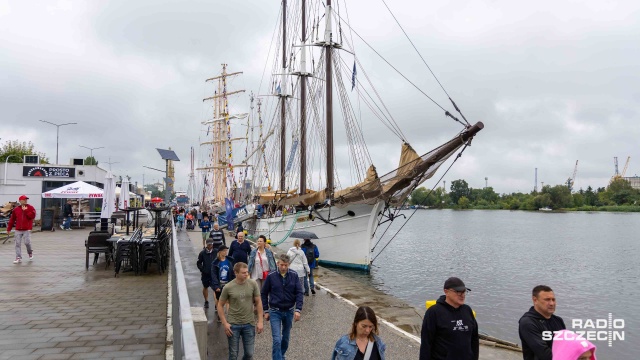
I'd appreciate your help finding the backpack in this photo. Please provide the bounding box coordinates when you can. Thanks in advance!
[303,244,315,264]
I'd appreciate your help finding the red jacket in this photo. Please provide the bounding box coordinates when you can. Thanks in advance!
[8,204,36,232]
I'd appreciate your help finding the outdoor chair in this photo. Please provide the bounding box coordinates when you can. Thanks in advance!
[139,239,163,274]
[85,232,113,270]
[114,227,143,277]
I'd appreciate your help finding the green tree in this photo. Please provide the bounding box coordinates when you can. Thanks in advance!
[0,140,49,164]
[544,185,572,208]
[533,193,552,209]
[457,196,470,209]
[584,186,596,206]
[606,178,638,205]
[572,193,585,207]
[144,184,163,198]
[450,179,470,205]
[409,187,430,205]
[84,156,98,165]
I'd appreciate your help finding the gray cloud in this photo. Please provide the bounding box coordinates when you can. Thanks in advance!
[1,0,639,196]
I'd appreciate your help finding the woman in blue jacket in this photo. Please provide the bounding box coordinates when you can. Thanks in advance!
[332,306,386,360]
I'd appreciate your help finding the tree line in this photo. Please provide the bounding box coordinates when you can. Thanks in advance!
[409,178,640,211]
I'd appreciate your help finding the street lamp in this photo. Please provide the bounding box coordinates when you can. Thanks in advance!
[39,120,77,164]
[79,145,104,164]
[4,155,20,185]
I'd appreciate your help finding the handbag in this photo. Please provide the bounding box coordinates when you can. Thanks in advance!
[259,251,269,280]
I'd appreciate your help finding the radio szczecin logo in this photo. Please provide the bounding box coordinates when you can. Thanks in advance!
[542,313,624,347]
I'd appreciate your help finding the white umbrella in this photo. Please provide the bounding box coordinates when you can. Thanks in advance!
[42,181,103,199]
[118,178,130,210]
[100,171,116,219]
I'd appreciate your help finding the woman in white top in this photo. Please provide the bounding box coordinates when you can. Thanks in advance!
[286,239,310,293]
[247,235,277,290]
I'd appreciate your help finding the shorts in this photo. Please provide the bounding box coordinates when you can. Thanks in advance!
[214,286,225,301]
[201,274,212,288]
[201,232,209,241]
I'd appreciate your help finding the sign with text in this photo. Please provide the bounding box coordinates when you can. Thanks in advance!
[22,166,75,178]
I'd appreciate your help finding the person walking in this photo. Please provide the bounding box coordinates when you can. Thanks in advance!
[196,238,217,309]
[229,232,251,266]
[210,222,226,250]
[419,277,479,360]
[61,200,73,230]
[197,210,203,226]
[261,254,303,360]
[211,245,234,320]
[331,306,387,360]
[300,238,319,295]
[217,261,263,360]
[248,235,277,290]
[176,210,185,231]
[519,285,566,360]
[199,215,212,248]
[7,195,36,264]
[286,239,310,293]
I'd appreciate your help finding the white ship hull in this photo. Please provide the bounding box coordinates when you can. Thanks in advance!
[246,202,385,271]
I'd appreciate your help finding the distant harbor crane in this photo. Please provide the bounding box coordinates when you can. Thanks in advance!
[611,156,631,183]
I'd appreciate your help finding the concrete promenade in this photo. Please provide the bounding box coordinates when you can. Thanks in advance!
[0,228,167,360]
[182,229,521,360]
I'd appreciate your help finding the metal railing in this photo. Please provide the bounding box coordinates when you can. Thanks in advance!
[170,215,201,359]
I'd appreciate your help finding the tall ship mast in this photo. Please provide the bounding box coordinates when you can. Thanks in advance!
[242,1,483,271]
[198,64,249,210]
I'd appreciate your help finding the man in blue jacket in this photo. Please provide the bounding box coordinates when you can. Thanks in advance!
[261,253,303,360]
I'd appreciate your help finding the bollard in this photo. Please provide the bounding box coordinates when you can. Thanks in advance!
[190,307,207,360]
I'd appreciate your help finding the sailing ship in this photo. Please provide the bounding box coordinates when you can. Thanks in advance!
[197,65,252,226]
[241,0,484,270]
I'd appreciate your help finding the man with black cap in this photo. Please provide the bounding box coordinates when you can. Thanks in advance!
[7,195,36,264]
[419,277,479,360]
[196,238,217,308]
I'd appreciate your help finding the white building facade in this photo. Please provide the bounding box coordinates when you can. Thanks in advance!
[0,161,108,221]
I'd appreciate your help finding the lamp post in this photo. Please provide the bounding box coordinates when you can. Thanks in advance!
[4,155,20,185]
[39,120,77,164]
[79,145,104,164]
[104,157,120,171]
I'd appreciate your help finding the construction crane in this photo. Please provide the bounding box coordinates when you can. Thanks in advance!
[567,160,578,192]
[611,156,631,183]
[621,156,631,177]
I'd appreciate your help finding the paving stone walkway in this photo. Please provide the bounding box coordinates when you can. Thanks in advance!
[0,228,167,360]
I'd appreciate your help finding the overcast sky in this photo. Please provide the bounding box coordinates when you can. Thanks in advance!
[1,0,639,195]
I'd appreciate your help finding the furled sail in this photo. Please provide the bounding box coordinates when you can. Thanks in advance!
[378,122,484,204]
[256,122,483,208]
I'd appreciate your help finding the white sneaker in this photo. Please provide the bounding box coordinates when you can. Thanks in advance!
[13,258,21,264]
[60,225,64,230]
[29,253,33,261]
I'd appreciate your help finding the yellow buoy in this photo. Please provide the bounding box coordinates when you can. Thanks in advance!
[426,300,476,318]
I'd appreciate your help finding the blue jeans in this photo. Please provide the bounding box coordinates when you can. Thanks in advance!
[228,323,255,360]
[304,268,315,293]
[64,216,72,229]
[269,309,294,360]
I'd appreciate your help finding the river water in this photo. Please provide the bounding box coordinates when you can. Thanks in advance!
[337,209,639,358]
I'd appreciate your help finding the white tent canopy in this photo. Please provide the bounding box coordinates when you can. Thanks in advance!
[42,181,103,199]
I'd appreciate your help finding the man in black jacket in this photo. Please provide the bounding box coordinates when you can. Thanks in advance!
[420,277,479,360]
[196,239,217,309]
[61,200,73,230]
[518,285,566,360]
